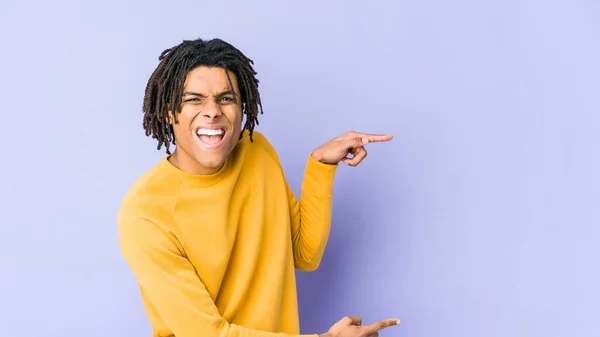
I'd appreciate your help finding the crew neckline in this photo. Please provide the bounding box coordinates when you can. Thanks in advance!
[157,155,231,187]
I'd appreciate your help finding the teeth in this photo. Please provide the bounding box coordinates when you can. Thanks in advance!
[196,128,225,136]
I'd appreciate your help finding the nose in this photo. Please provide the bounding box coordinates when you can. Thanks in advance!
[202,101,222,120]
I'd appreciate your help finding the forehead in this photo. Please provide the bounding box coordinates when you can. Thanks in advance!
[183,66,239,93]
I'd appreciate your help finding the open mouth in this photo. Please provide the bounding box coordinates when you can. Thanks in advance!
[196,127,226,148]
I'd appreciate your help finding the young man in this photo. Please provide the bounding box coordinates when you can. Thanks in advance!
[118,38,399,337]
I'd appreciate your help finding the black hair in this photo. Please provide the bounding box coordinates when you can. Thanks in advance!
[142,38,263,154]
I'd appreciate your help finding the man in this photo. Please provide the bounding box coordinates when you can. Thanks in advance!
[118,38,400,337]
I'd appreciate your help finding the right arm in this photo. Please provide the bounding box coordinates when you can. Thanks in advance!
[118,216,315,337]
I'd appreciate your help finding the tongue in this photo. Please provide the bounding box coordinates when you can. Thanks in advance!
[199,134,223,145]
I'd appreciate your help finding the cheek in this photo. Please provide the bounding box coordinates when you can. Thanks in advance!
[227,106,243,128]
[171,123,188,142]
[178,106,197,123]
[173,111,194,139]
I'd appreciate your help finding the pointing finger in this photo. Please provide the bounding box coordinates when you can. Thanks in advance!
[343,131,393,143]
[360,134,393,143]
[340,136,393,150]
[366,318,401,333]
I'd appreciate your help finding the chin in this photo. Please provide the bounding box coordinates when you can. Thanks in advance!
[189,128,239,173]
[196,156,226,171]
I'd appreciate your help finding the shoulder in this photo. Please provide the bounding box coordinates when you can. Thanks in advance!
[237,130,282,164]
[117,161,182,239]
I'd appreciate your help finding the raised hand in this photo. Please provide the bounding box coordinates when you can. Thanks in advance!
[320,315,401,337]
[310,131,393,167]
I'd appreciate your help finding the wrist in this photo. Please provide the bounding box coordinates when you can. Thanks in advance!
[310,150,324,163]
[310,151,338,166]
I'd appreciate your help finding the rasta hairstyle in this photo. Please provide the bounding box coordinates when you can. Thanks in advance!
[142,38,264,154]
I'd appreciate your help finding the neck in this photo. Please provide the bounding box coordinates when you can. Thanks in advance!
[169,149,222,175]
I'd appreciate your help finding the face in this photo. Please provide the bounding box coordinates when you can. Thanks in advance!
[169,66,243,175]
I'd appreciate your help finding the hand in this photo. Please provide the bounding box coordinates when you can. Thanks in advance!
[310,131,393,166]
[319,316,401,337]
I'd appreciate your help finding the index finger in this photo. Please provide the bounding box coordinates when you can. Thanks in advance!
[366,318,401,333]
[357,133,393,143]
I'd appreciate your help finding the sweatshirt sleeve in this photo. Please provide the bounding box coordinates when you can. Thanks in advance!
[288,155,338,271]
[118,215,315,337]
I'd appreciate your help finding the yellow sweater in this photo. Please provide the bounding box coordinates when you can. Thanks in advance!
[118,131,337,337]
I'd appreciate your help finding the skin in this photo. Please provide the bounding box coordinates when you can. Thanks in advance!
[310,131,394,166]
[168,66,399,336]
[321,316,401,337]
[168,66,244,175]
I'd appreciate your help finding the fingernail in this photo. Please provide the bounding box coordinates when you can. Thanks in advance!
[362,137,368,144]
[396,319,401,325]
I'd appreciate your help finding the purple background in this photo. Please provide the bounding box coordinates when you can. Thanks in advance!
[1,0,599,336]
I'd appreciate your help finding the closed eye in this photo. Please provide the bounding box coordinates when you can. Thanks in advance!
[184,98,202,103]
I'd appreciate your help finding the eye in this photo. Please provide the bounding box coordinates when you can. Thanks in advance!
[184,98,201,103]
[220,96,236,103]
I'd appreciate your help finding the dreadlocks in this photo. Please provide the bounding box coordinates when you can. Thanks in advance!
[142,38,264,154]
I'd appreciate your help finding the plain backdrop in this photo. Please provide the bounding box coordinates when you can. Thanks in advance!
[1,0,599,336]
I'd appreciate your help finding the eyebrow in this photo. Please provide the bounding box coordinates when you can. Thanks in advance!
[182,92,207,98]
[182,90,236,97]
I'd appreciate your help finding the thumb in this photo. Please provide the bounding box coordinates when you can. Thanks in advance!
[332,316,362,328]
[345,316,363,326]
[340,316,363,326]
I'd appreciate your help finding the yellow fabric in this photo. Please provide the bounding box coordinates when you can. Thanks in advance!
[118,131,337,337]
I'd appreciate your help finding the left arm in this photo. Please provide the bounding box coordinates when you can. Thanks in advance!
[287,155,338,271]
[287,130,393,271]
